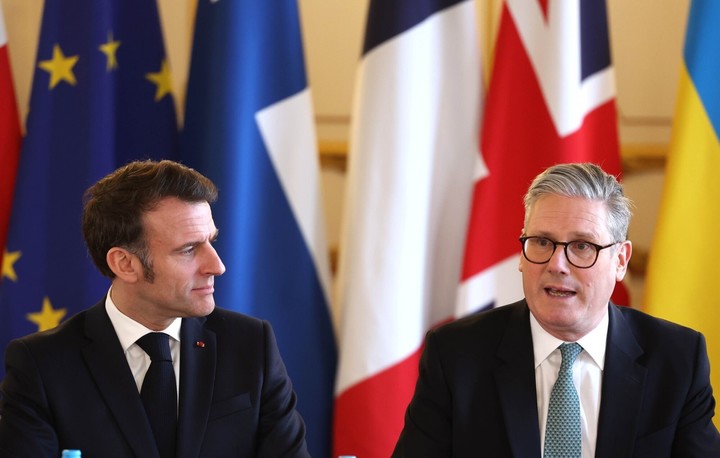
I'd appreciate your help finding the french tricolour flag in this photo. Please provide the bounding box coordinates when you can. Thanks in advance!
[333,0,482,456]
[457,0,628,317]
[181,2,336,457]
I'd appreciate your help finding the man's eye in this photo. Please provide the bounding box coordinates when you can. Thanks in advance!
[572,242,590,251]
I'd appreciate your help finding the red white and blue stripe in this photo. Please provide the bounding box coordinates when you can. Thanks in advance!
[333,0,481,456]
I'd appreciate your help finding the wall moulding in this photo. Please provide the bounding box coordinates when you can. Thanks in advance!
[318,141,669,175]
[621,143,667,174]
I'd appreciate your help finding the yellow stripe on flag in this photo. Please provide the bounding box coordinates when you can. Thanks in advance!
[644,65,720,428]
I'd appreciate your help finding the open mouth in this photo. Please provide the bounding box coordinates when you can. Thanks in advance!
[545,288,576,297]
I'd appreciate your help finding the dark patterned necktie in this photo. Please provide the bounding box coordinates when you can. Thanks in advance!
[544,342,583,458]
[137,332,177,458]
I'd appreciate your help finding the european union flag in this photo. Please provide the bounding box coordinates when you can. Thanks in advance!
[181,1,337,456]
[0,0,178,370]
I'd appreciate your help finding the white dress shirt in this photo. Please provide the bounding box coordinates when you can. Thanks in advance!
[531,310,608,458]
[104,289,182,407]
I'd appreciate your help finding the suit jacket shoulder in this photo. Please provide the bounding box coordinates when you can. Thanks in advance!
[430,300,529,344]
[0,301,309,458]
[394,300,540,457]
[173,306,310,457]
[395,301,720,457]
[598,304,720,457]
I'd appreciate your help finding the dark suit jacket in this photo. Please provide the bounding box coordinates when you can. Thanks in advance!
[393,300,720,457]
[0,300,309,457]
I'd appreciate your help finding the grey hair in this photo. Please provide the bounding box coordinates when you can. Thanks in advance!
[523,163,633,242]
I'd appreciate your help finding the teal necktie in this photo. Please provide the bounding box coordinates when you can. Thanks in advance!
[544,342,583,458]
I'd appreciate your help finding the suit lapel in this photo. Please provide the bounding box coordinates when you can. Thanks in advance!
[495,302,542,458]
[82,301,159,458]
[176,316,217,458]
[595,305,646,458]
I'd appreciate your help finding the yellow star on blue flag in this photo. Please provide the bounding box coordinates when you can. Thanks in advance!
[26,297,67,332]
[99,32,121,71]
[38,44,79,89]
[0,0,178,376]
[2,249,20,282]
[146,60,173,101]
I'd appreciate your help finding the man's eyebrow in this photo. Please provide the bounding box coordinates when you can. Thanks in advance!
[567,231,601,241]
[174,230,219,252]
[174,241,200,252]
[529,231,600,241]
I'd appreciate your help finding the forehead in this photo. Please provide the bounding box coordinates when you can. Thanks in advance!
[142,198,215,237]
[526,195,609,238]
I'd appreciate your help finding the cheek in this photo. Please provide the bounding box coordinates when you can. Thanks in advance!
[519,256,536,274]
[578,269,613,295]
[577,271,596,288]
[519,259,544,279]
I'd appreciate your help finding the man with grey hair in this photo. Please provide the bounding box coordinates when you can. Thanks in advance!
[393,163,720,457]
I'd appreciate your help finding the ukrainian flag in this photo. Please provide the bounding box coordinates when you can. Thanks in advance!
[644,0,720,428]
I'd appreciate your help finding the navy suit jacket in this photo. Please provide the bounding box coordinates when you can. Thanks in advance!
[0,301,309,457]
[393,300,720,457]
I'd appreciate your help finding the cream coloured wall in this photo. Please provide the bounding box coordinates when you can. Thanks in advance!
[1,0,688,306]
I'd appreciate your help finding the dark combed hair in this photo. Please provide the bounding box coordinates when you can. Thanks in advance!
[82,160,218,278]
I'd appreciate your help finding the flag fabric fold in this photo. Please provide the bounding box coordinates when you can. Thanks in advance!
[0,0,178,374]
[0,9,21,270]
[180,2,336,457]
[333,1,482,456]
[457,0,627,318]
[643,0,720,429]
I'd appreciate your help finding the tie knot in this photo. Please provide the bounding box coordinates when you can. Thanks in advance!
[559,342,582,371]
[137,332,172,362]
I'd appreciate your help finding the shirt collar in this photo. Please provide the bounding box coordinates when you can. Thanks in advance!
[105,288,182,353]
[530,305,609,369]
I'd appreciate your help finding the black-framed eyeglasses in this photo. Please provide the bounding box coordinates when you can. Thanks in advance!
[519,236,619,269]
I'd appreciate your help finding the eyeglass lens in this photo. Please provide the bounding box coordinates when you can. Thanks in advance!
[522,237,598,268]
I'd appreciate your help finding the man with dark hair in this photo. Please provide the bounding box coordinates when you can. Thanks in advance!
[393,163,720,457]
[0,160,309,457]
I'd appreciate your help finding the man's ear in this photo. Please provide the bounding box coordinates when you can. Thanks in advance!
[106,247,141,283]
[615,240,633,282]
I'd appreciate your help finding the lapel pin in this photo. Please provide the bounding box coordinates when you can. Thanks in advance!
[195,341,205,348]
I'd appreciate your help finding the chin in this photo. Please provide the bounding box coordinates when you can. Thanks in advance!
[189,302,216,318]
[538,308,580,326]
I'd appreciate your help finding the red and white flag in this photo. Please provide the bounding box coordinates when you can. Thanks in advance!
[457,0,628,316]
[0,9,21,267]
[333,0,482,456]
